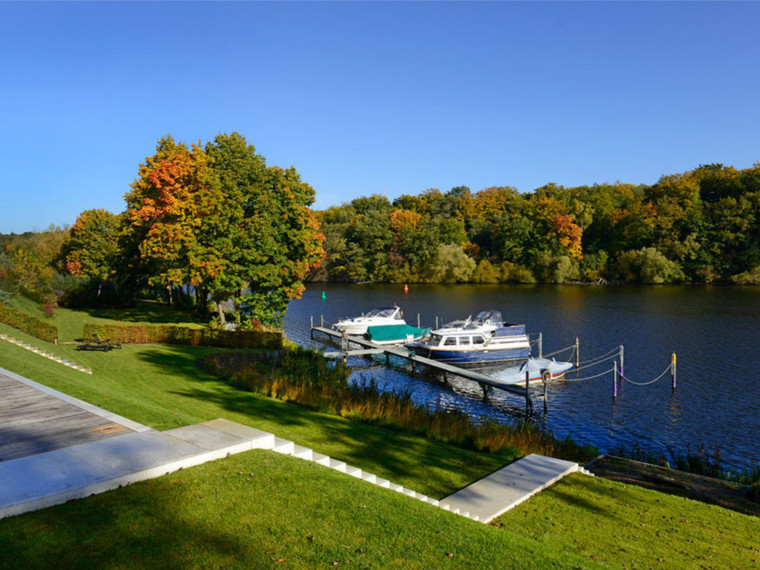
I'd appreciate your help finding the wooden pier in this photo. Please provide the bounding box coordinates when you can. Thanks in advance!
[310,325,535,403]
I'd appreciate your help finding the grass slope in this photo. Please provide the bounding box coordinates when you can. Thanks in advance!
[0,323,509,498]
[0,451,592,569]
[1,316,758,568]
[504,473,760,568]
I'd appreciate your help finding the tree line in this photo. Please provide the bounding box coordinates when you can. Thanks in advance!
[313,163,760,285]
[0,133,324,326]
[3,158,759,326]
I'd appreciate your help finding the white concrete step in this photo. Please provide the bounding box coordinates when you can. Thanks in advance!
[272,437,295,454]
[439,454,579,523]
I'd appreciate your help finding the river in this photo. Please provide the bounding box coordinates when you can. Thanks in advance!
[284,283,760,472]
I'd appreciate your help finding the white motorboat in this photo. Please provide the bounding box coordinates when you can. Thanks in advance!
[408,310,531,364]
[333,306,406,335]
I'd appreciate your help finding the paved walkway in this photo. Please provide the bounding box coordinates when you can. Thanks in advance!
[439,454,582,522]
[0,366,586,523]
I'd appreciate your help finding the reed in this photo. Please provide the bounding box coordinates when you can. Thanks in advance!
[201,348,596,463]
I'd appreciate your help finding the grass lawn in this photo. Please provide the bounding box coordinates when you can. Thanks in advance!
[0,451,592,569]
[502,473,760,569]
[1,317,758,568]
[0,323,510,498]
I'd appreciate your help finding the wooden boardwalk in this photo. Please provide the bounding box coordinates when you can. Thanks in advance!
[0,369,138,461]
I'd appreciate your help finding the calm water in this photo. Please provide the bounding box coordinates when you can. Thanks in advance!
[285,284,760,471]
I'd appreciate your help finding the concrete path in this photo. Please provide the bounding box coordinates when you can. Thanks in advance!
[0,366,587,523]
[440,454,582,522]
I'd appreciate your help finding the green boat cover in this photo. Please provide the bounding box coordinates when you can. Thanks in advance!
[366,324,430,343]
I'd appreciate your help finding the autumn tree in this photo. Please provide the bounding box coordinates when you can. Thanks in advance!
[62,209,122,295]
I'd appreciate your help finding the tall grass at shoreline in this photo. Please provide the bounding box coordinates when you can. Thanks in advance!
[201,347,597,464]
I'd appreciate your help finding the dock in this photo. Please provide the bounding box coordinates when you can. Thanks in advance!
[311,325,534,401]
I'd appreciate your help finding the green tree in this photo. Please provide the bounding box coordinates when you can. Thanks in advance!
[62,209,122,295]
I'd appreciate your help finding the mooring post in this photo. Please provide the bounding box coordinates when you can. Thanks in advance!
[525,367,530,417]
[435,316,439,329]
[575,337,580,368]
[320,315,324,328]
[538,332,543,358]
[310,315,314,339]
[543,375,548,413]
[672,352,677,391]
[620,345,624,379]
[613,360,618,402]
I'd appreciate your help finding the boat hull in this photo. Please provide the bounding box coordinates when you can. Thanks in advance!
[412,345,531,364]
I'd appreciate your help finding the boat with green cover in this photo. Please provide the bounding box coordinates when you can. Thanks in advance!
[365,324,430,346]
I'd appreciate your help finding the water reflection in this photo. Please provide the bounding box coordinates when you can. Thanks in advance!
[287,284,760,471]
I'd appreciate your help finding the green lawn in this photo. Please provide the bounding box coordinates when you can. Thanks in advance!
[1,319,758,568]
[0,323,509,497]
[0,451,593,569]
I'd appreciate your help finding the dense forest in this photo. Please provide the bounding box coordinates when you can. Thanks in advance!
[313,163,760,285]
[2,160,760,327]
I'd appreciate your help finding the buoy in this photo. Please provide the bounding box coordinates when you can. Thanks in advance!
[321,291,326,300]
[404,284,409,294]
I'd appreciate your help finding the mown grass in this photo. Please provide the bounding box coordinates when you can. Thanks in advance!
[503,473,760,568]
[0,451,593,569]
[0,322,507,497]
[6,294,206,343]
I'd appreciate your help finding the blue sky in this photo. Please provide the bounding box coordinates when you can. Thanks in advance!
[1,1,758,233]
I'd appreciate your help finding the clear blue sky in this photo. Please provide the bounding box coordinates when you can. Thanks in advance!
[1,1,758,233]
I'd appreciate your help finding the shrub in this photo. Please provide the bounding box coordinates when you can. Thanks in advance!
[730,266,760,285]
[0,302,58,343]
[82,322,282,349]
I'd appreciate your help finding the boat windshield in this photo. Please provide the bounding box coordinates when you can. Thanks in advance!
[365,307,399,318]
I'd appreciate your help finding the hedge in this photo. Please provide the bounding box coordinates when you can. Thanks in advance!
[0,302,59,344]
[82,323,282,350]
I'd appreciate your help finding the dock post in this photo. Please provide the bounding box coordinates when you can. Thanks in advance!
[671,353,677,391]
[543,375,548,413]
[620,345,624,379]
[613,360,618,402]
[321,315,324,328]
[417,313,420,328]
[538,332,543,358]
[525,368,530,417]
[310,315,314,339]
[575,337,580,369]
[435,316,439,329]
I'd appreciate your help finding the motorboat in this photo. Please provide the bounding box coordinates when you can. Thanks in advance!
[441,310,504,333]
[408,315,531,364]
[365,324,430,346]
[489,357,574,386]
[333,306,406,335]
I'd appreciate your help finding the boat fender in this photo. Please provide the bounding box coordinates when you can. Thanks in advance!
[541,369,552,384]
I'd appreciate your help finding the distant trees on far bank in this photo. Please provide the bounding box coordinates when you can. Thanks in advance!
[313,162,760,285]
[3,159,760,325]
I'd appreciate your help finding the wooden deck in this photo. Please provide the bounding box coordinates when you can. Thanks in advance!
[0,370,136,461]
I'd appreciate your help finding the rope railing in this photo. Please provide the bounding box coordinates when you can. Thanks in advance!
[542,344,576,358]
[619,363,674,386]
[574,351,620,373]
[561,367,616,382]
